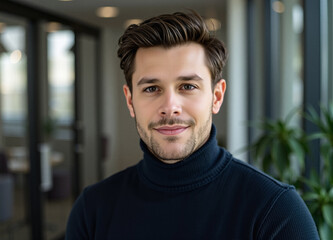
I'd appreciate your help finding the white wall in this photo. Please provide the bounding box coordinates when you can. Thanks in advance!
[101,28,141,177]
[79,34,99,187]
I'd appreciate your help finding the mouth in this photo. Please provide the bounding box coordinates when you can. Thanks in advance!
[154,125,189,136]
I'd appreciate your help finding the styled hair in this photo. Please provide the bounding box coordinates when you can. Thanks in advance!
[117,11,228,91]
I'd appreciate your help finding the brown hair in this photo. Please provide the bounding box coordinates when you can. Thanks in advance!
[117,11,228,91]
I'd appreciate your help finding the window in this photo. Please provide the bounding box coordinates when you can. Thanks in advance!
[47,28,74,126]
[0,20,27,136]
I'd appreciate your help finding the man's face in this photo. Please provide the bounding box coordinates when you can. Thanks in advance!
[123,43,226,163]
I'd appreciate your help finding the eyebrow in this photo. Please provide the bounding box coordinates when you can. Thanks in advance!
[137,77,159,86]
[177,74,203,81]
[136,74,203,86]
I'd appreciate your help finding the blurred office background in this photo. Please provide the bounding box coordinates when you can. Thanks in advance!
[0,0,332,239]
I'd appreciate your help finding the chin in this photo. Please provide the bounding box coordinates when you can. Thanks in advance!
[160,144,193,159]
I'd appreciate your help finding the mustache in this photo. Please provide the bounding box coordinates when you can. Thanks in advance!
[148,118,195,129]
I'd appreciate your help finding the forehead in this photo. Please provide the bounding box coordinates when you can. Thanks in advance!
[132,43,210,84]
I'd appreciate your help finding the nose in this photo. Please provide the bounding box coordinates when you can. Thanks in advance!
[158,91,182,118]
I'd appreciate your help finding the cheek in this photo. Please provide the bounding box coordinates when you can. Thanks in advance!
[132,101,155,122]
[184,96,213,114]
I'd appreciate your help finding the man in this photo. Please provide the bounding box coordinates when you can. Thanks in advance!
[66,11,319,239]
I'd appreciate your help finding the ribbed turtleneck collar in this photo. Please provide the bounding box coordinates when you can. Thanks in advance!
[137,124,230,192]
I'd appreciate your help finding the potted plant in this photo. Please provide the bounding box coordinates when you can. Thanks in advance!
[301,103,333,240]
[249,103,333,239]
[249,109,307,184]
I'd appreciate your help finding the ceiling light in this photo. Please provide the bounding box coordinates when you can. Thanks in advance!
[96,7,119,18]
[0,22,6,33]
[273,1,285,13]
[47,22,62,32]
[59,0,73,2]
[10,50,22,64]
[124,19,143,28]
[205,18,221,31]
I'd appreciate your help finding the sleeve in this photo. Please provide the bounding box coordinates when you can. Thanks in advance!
[65,191,90,240]
[256,188,320,240]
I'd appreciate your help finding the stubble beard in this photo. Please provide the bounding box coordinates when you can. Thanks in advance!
[135,114,212,163]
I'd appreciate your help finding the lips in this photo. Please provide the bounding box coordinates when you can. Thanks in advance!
[154,126,188,136]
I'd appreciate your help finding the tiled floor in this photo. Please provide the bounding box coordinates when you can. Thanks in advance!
[0,186,73,240]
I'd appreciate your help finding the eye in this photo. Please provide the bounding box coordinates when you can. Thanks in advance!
[180,84,197,91]
[143,86,159,93]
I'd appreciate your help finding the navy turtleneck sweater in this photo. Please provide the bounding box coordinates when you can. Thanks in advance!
[66,125,319,239]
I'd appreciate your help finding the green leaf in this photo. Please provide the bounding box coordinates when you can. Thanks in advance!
[270,139,277,160]
[309,202,320,215]
[307,106,321,124]
[321,144,332,160]
[307,106,330,135]
[302,192,319,202]
[253,135,271,159]
[322,204,333,227]
[288,138,305,169]
[309,171,321,188]
[285,106,301,124]
[319,221,333,240]
[329,188,333,199]
[272,140,284,177]
[262,155,272,174]
[322,104,333,133]
[301,172,322,194]
[308,132,326,141]
[328,151,333,184]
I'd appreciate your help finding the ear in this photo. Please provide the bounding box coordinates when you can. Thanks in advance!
[123,84,135,118]
[212,79,226,114]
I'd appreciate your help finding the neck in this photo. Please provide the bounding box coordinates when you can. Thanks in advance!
[137,124,230,192]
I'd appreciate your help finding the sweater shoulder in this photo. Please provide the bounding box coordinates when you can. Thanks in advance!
[83,164,138,200]
[221,156,296,211]
[224,158,319,239]
[227,157,293,190]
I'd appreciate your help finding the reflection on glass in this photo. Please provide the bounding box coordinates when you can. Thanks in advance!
[47,29,74,125]
[46,26,75,240]
[0,24,27,136]
[0,15,29,240]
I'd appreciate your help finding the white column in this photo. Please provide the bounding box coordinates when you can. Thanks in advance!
[226,0,248,161]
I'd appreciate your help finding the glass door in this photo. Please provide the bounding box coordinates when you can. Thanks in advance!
[43,22,75,240]
[0,12,30,240]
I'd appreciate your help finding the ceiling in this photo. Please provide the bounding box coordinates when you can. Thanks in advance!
[11,0,226,29]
